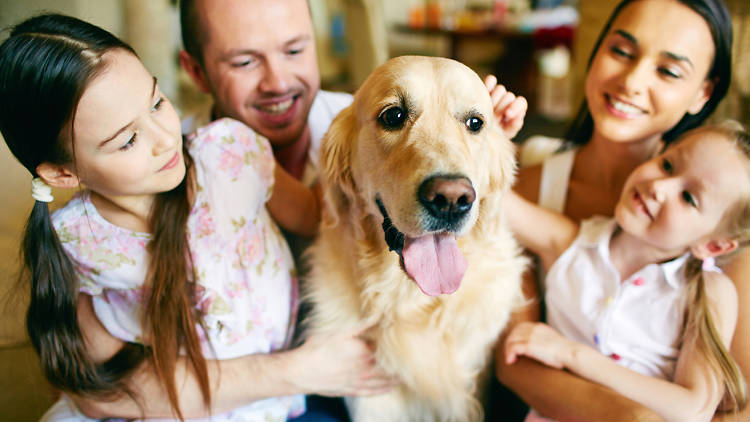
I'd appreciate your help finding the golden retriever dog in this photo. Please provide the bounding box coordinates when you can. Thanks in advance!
[304,56,526,422]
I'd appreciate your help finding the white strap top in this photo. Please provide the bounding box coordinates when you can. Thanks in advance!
[539,148,576,212]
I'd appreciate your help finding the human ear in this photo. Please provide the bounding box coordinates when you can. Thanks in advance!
[179,50,211,94]
[36,162,80,189]
[687,78,715,115]
[690,237,738,259]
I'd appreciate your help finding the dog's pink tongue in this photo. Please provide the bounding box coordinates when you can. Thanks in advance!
[402,233,467,296]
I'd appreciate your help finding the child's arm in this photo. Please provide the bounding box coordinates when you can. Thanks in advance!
[71,294,394,419]
[504,271,739,422]
[266,160,320,237]
[503,190,578,269]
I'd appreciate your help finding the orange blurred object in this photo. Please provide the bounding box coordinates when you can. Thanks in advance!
[426,1,442,29]
[408,5,426,29]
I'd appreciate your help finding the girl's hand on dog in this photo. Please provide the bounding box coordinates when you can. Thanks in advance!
[503,321,576,369]
[295,321,398,397]
[484,74,528,140]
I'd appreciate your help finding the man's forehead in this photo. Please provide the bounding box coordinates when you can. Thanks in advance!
[197,0,313,49]
[197,0,311,29]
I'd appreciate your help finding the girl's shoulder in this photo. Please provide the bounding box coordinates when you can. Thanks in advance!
[702,270,738,308]
[699,270,740,348]
[186,117,275,187]
[51,191,103,237]
[50,190,86,225]
[187,117,272,157]
[52,190,147,238]
[51,191,150,293]
[575,215,616,247]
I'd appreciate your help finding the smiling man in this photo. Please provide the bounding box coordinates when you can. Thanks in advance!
[179,0,352,185]
[178,2,355,420]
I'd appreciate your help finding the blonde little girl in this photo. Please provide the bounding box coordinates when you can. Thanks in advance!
[503,123,749,422]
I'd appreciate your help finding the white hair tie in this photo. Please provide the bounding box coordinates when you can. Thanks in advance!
[702,257,720,273]
[31,177,54,203]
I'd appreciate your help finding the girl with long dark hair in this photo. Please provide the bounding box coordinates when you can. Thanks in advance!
[0,13,393,422]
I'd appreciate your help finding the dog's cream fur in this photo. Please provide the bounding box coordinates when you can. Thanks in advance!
[304,56,526,422]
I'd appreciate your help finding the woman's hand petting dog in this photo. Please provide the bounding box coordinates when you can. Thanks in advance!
[485,74,528,140]
[294,321,399,397]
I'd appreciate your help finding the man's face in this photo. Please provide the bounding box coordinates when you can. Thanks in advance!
[194,0,320,149]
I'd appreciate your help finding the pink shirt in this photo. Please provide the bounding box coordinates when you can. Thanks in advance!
[52,118,303,421]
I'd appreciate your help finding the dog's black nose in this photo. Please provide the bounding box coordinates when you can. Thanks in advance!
[418,175,475,226]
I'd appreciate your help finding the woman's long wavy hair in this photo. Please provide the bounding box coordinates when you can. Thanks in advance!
[681,123,750,414]
[0,14,209,420]
[564,0,733,148]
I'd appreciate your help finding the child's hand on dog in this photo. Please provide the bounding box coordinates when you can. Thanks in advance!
[503,321,576,369]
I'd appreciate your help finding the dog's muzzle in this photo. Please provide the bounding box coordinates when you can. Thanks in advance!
[418,175,475,232]
[374,186,469,297]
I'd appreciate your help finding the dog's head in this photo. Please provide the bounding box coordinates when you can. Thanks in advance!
[320,56,516,297]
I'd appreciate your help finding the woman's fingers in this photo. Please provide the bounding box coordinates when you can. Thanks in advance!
[353,367,399,396]
[505,96,528,123]
[485,77,528,139]
[484,74,498,92]
[502,96,528,139]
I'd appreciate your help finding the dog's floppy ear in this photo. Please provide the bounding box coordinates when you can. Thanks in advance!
[478,122,518,228]
[319,104,360,229]
[486,124,517,196]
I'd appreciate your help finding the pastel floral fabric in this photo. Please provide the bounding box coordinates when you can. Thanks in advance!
[52,118,303,421]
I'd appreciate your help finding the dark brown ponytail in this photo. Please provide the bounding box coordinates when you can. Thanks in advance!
[0,14,210,419]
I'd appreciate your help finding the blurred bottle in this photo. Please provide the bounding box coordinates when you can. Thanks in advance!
[494,0,508,27]
[330,12,348,57]
[408,3,426,28]
[536,0,564,8]
[536,45,572,120]
[426,0,443,29]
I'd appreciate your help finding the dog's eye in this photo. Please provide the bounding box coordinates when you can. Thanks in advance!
[378,106,406,130]
[465,116,484,133]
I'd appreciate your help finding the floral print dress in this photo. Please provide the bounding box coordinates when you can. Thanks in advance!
[52,118,303,422]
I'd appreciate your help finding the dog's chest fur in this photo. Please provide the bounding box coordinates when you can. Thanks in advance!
[305,210,525,422]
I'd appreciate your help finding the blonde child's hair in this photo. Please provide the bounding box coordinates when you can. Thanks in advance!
[682,121,750,414]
